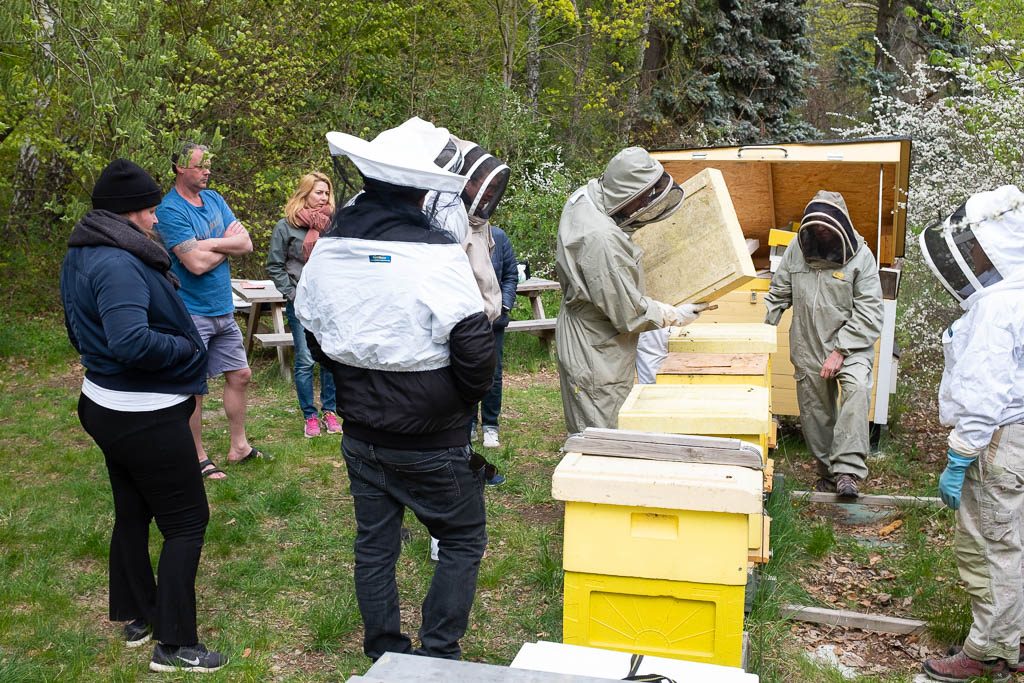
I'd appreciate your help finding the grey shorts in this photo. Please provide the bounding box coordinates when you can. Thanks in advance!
[191,313,249,377]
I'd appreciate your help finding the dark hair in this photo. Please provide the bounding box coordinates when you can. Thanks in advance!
[170,141,209,175]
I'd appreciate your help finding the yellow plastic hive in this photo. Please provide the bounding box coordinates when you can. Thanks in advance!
[617,384,771,455]
[656,352,771,389]
[562,502,750,585]
[667,323,778,354]
[563,571,745,667]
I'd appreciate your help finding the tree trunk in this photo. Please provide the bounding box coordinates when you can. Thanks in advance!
[526,3,541,109]
[568,8,592,149]
[623,1,654,138]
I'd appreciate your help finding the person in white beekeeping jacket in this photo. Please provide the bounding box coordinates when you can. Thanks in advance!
[555,147,707,434]
[920,186,1024,683]
[764,191,883,499]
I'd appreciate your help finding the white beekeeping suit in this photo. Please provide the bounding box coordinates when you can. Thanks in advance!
[764,190,883,499]
[921,185,1024,680]
[555,147,705,434]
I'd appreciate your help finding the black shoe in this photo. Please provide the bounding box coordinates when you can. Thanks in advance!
[835,474,859,499]
[123,618,151,648]
[149,642,227,673]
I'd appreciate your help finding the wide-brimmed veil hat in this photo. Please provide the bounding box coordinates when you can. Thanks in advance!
[326,125,467,195]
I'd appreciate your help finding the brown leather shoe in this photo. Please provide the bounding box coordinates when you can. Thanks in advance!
[835,473,859,499]
[946,643,1024,672]
[923,651,1010,682]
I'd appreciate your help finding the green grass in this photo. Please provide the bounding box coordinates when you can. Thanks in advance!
[0,312,968,682]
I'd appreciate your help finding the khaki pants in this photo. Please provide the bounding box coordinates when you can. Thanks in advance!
[958,423,1024,664]
[795,360,872,481]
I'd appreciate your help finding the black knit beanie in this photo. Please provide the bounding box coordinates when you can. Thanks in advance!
[91,159,163,213]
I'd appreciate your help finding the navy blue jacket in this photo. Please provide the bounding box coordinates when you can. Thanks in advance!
[490,226,518,329]
[61,245,208,395]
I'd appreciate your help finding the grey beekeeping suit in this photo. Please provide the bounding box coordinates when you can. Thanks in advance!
[764,190,883,482]
[555,147,691,434]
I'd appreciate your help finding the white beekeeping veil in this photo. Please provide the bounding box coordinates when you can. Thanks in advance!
[920,185,1024,305]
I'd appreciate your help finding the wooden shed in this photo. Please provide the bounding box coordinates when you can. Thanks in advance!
[651,138,911,426]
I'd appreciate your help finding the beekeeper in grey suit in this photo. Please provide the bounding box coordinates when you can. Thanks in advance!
[765,190,883,499]
[556,147,706,434]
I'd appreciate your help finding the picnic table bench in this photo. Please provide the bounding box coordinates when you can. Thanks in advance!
[509,277,560,347]
[231,279,290,378]
[233,276,563,372]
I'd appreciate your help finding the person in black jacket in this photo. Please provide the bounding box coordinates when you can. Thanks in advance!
[59,159,226,673]
[295,123,496,661]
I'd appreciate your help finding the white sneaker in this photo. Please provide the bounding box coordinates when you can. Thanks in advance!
[429,536,439,562]
[483,427,499,448]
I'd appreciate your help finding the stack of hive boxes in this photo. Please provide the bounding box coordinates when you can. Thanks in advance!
[553,432,764,668]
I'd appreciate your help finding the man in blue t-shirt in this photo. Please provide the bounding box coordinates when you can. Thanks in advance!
[156,143,266,480]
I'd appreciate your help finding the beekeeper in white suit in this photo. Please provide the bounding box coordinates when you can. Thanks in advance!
[765,190,883,499]
[555,147,706,434]
[921,186,1024,683]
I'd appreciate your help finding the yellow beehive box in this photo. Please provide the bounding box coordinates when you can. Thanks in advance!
[617,384,771,456]
[668,323,778,354]
[563,571,745,667]
[656,352,770,389]
[553,453,762,585]
[633,168,755,305]
[767,228,798,246]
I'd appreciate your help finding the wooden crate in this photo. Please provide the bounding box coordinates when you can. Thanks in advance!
[633,168,755,305]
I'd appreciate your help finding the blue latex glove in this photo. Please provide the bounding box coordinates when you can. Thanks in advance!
[939,449,976,510]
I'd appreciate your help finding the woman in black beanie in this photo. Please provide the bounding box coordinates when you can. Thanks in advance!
[60,158,227,673]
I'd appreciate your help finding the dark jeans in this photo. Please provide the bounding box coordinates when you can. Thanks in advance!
[286,301,337,418]
[341,434,487,661]
[77,394,209,646]
[471,328,505,429]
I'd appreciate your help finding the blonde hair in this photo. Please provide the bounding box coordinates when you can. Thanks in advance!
[284,172,335,227]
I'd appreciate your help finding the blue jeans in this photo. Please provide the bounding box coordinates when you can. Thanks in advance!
[471,328,504,429]
[286,301,336,418]
[341,435,487,661]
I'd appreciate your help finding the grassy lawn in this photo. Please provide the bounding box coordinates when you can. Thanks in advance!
[0,295,969,682]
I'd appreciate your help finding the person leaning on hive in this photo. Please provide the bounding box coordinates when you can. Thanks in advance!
[59,159,226,673]
[764,191,883,499]
[294,120,496,661]
[919,187,1024,683]
[265,172,341,438]
[555,146,708,434]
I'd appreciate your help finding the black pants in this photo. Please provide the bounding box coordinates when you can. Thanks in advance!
[342,435,487,661]
[77,394,209,646]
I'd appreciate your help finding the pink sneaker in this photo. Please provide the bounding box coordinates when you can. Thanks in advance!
[322,411,342,434]
[304,416,321,438]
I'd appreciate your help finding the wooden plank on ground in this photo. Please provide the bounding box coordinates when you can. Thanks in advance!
[791,490,943,508]
[781,604,926,635]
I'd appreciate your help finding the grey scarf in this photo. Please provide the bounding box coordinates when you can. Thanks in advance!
[68,210,180,288]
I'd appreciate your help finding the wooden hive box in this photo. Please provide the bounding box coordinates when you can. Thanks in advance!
[632,168,756,305]
[667,323,778,354]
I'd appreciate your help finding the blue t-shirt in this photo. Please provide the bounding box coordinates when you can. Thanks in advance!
[156,188,237,316]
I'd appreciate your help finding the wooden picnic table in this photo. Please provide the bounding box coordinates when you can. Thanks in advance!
[231,279,290,377]
[508,277,561,347]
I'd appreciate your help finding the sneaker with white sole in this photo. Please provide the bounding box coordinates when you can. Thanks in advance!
[482,426,500,449]
[322,411,342,434]
[304,416,321,438]
[149,642,227,673]
[123,618,151,648]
